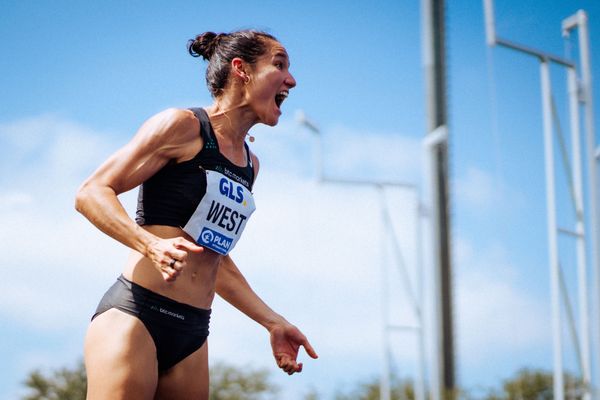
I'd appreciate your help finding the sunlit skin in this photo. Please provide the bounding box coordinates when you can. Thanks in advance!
[76,38,316,400]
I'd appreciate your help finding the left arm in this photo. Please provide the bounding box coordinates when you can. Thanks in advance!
[216,255,318,374]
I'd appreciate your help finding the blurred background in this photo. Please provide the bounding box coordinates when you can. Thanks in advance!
[1,0,600,399]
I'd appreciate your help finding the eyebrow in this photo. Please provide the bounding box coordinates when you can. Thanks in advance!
[273,51,290,66]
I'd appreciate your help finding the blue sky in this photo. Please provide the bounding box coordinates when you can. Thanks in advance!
[2,0,600,399]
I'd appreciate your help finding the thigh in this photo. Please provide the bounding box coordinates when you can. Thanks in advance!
[85,308,158,400]
[155,341,209,400]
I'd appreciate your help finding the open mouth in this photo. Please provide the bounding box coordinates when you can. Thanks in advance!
[274,90,289,109]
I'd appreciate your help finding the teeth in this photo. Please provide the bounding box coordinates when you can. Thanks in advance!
[275,90,289,108]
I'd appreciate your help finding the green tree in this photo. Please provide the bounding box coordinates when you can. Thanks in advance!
[334,375,417,400]
[484,368,583,400]
[22,361,87,400]
[209,361,278,400]
[22,359,277,400]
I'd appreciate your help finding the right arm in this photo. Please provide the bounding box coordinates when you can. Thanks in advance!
[75,108,203,281]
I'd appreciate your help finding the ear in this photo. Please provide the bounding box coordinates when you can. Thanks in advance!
[231,57,249,82]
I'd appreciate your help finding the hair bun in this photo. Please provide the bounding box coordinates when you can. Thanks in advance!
[187,32,223,60]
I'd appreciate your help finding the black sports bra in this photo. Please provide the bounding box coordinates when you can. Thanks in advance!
[135,108,255,229]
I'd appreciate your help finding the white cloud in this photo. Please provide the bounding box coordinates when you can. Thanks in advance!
[454,237,551,380]
[248,117,423,185]
[0,114,129,332]
[454,166,525,214]
[324,124,423,183]
[0,191,33,208]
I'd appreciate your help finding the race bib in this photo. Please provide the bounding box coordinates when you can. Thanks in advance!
[183,170,256,255]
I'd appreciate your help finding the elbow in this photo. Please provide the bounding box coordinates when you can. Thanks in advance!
[74,183,91,215]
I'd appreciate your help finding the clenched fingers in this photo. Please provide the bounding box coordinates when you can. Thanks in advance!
[161,257,181,282]
[277,356,302,375]
[156,237,204,282]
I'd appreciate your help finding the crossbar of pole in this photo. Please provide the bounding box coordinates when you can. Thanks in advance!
[494,37,575,67]
[387,324,421,332]
[320,176,419,191]
[484,0,575,68]
[558,226,584,238]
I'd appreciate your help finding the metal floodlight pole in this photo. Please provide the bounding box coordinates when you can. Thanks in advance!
[416,199,427,400]
[567,61,592,399]
[564,12,599,398]
[422,0,454,397]
[380,201,392,400]
[484,0,574,68]
[485,2,596,399]
[540,60,565,400]
[297,112,428,400]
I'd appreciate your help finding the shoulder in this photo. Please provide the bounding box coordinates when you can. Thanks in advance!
[249,148,260,177]
[128,108,202,162]
[136,108,200,147]
[146,108,199,141]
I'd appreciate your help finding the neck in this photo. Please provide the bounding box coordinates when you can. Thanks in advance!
[206,96,256,147]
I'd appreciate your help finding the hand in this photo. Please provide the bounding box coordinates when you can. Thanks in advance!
[269,322,318,375]
[146,236,203,282]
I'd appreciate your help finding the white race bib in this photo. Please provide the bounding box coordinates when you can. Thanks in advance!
[183,170,256,255]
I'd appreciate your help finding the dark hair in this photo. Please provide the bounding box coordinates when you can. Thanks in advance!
[188,30,278,97]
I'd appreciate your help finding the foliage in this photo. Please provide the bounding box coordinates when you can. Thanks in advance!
[22,360,87,400]
[209,361,278,400]
[334,375,416,400]
[483,368,584,400]
[21,360,584,400]
[21,359,277,400]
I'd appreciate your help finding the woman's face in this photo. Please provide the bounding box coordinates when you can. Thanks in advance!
[245,40,296,126]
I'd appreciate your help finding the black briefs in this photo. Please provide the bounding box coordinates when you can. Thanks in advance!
[92,275,211,372]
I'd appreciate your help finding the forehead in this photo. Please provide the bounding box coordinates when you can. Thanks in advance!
[264,40,290,63]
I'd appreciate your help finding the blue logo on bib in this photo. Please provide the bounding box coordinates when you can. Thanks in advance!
[199,227,233,255]
[219,178,244,204]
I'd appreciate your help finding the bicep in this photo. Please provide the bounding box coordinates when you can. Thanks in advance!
[84,141,169,195]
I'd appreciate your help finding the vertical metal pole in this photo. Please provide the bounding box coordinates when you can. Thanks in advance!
[578,12,600,398]
[483,0,496,46]
[422,0,454,397]
[380,187,391,400]
[541,60,564,400]
[416,201,427,400]
[568,64,592,399]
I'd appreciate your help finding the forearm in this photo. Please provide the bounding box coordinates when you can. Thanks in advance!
[75,183,156,256]
[216,256,286,330]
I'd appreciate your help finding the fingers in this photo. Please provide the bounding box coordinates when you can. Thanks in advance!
[302,339,319,359]
[153,237,204,282]
[174,237,204,253]
[161,257,181,282]
[277,355,303,375]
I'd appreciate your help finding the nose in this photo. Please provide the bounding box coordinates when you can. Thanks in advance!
[286,72,296,89]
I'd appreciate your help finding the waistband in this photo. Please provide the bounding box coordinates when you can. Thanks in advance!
[118,275,211,329]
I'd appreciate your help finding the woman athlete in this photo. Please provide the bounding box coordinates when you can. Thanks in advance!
[75,30,318,399]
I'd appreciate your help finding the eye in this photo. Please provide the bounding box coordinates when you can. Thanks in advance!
[275,61,284,70]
